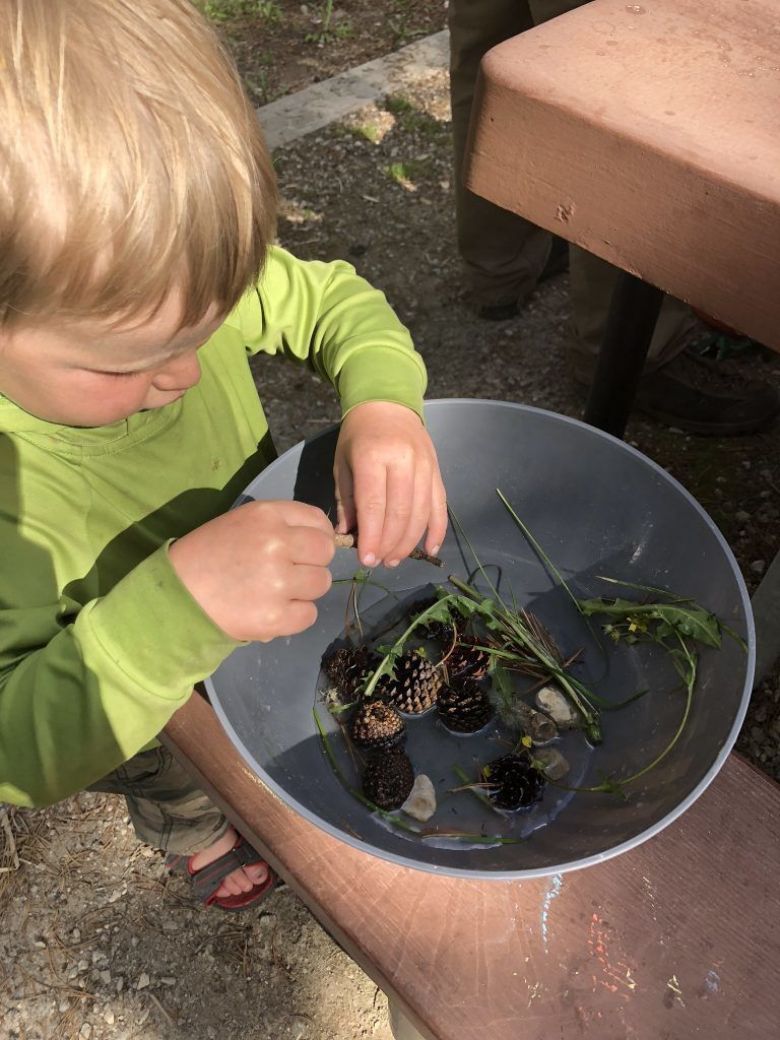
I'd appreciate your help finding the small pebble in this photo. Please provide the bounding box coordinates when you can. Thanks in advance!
[79,1025,92,1040]
[535,685,579,728]
[136,973,150,991]
[103,1009,115,1027]
[735,510,751,523]
[750,560,766,575]
[534,748,570,781]
[401,775,437,822]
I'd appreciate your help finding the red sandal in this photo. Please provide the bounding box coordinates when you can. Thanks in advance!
[166,834,276,912]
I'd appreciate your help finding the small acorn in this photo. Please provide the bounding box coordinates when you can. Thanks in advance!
[362,748,415,810]
[350,700,405,751]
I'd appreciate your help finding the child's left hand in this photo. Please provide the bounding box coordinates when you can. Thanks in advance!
[333,401,447,568]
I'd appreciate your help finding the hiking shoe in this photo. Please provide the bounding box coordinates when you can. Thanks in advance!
[571,342,780,436]
[476,236,570,321]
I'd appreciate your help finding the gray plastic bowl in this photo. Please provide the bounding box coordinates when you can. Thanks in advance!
[206,400,754,879]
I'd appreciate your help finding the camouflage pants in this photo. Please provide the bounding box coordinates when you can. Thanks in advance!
[89,745,230,856]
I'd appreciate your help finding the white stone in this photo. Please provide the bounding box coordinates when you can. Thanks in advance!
[400,774,437,822]
[79,1024,92,1040]
[103,1009,115,1027]
[535,685,579,728]
[136,972,150,991]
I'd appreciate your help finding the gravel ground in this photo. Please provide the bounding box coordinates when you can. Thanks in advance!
[2,52,779,1040]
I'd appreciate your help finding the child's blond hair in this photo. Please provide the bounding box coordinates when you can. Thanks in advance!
[0,0,277,329]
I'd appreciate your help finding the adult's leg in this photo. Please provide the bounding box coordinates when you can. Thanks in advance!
[449,0,551,311]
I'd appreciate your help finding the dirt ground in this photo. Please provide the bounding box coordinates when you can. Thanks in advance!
[3,7,780,1040]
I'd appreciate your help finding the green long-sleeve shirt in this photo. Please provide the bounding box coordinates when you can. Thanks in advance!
[0,247,426,807]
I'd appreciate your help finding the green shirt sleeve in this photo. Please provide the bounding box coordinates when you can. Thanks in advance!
[0,515,239,807]
[233,246,428,419]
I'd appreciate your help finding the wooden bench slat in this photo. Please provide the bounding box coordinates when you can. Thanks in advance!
[163,694,780,1039]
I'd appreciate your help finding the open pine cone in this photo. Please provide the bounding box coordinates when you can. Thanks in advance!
[482,753,545,811]
[383,651,444,715]
[437,677,493,733]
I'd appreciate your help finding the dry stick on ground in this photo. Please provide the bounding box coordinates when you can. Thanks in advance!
[334,532,442,567]
[0,806,20,873]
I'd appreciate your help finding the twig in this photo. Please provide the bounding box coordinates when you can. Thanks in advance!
[334,532,442,568]
[0,806,19,872]
[147,991,178,1027]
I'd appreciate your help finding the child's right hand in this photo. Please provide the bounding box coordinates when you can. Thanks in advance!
[168,500,335,642]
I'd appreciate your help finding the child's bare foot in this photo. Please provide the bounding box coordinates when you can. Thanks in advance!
[189,825,269,899]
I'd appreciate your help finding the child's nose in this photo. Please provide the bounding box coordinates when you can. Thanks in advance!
[153,351,201,392]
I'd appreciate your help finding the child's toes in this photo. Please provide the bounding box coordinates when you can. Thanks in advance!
[244,863,269,887]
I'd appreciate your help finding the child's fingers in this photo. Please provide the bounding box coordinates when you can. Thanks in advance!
[424,469,448,555]
[286,526,336,567]
[375,456,417,564]
[350,458,388,567]
[287,563,333,601]
[333,459,356,535]
[382,460,433,565]
[256,600,318,642]
[269,499,334,536]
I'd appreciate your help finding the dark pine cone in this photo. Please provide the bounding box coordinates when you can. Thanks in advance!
[350,699,406,751]
[437,677,494,733]
[445,640,490,679]
[362,748,415,810]
[419,619,456,645]
[385,652,444,715]
[321,644,378,701]
[483,753,545,811]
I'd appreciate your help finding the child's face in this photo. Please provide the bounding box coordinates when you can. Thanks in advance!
[0,293,223,427]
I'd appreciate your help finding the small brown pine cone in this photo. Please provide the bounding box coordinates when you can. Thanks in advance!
[482,753,545,811]
[385,652,443,715]
[437,678,494,733]
[362,748,415,810]
[321,644,379,701]
[445,641,490,679]
[350,700,406,750]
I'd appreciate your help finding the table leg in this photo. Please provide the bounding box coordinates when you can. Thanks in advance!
[750,551,780,685]
[583,273,664,438]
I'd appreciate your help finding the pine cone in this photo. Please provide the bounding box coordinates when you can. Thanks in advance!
[445,641,489,679]
[419,619,456,646]
[350,700,406,751]
[362,748,415,810]
[385,652,443,714]
[437,678,493,733]
[321,645,378,701]
[482,753,545,811]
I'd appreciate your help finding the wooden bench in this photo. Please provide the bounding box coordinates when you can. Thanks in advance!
[164,694,779,1039]
[163,2,780,1036]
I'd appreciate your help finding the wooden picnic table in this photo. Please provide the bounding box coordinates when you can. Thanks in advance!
[164,1,780,1036]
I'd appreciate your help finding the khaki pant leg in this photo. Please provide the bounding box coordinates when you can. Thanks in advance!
[89,745,229,856]
[568,247,696,365]
[449,0,550,308]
